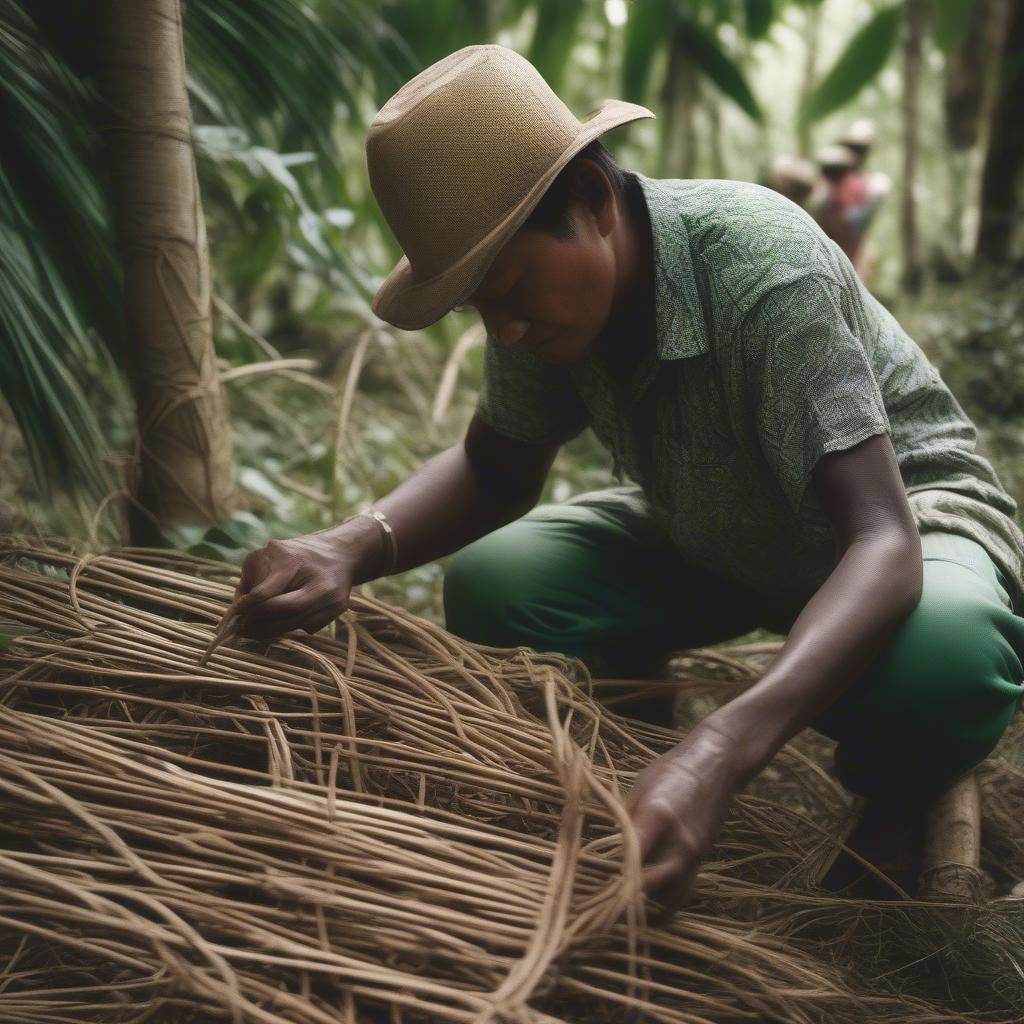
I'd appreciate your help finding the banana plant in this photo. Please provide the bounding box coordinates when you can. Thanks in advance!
[621,0,767,122]
[799,0,974,126]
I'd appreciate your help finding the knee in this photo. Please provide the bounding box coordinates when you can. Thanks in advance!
[879,575,1023,724]
[830,577,1024,800]
[442,527,547,648]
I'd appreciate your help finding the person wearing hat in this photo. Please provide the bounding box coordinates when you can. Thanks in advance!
[233,46,1024,916]
[840,117,877,166]
[813,122,892,278]
[767,154,817,208]
[810,144,861,267]
[839,119,891,281]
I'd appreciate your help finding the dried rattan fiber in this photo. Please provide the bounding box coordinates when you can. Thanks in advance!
[0,541,1022,1023]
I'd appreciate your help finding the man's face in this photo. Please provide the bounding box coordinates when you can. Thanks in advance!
[456,203,618,366]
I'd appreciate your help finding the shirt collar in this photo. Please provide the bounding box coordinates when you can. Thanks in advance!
[632,172,709,361]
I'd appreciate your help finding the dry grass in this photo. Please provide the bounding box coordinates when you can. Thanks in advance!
[0,540,1021,1023]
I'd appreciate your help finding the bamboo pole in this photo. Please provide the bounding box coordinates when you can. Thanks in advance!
[916,772,986,902]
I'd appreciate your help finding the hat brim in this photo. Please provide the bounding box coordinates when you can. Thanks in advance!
[370,98,656,331]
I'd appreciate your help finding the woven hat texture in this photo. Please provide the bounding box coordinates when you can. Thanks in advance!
[366,44,654,330]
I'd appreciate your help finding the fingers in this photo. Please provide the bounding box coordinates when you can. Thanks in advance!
[237,585,343,640]
[300,603,345,636]
[265,590,344,638]
[628,797,670,862]
[237,564,300,611]
[642,847,700,925]
[237,547,272,596]
[642,851,684,894]
[646,870,698,927]
[629,798,701,921]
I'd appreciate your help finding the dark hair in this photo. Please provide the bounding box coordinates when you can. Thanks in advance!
[521,139,628,240]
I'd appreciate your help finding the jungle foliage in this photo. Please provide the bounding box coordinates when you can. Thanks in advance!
[0,0,1021,583]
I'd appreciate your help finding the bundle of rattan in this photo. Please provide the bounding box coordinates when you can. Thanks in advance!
[0,542,1021,1023]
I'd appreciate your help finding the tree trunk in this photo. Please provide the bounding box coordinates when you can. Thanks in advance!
[467,0,502,38]
[707,94,726,179]
[944,0,997,150]
[659,31,700,179]
[901,0,927,294]
[976,0,1024,265]
[946,0,1008,261]
[796,3,821,158]
[96,0,235,541]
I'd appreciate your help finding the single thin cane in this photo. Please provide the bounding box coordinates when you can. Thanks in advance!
[198,598,242,666]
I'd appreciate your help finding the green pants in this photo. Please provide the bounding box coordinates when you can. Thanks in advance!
[443,487,1024,801]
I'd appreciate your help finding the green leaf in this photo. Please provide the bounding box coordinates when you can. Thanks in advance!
[2,0,407,506]
[800,6,901,125]
[166,511,271,565]
[622,0,676,103]
[929,0,973,53]
[744,0,775,39]
[187,541,244,564]
[184,0,382,161]
[0,623,37,651]
[0,6,121,501]
[203,511,270,551]
[677,20,763,122]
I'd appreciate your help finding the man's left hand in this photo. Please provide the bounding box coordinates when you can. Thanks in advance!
[626,719,748,923]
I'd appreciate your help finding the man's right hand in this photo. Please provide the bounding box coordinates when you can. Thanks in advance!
[234,529,369,640]
[229,414,559,642]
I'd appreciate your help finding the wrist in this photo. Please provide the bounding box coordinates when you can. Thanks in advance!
[322,515,386,585]
[695,708,778,789]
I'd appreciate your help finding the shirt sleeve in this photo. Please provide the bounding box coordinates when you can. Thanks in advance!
[475,334,590,445]
[740,274,891,514]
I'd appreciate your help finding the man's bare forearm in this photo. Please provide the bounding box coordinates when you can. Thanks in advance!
[702,528,923,785]
[325,441,539,585]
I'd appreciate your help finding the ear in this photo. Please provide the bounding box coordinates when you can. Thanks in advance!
[567,159,617,236]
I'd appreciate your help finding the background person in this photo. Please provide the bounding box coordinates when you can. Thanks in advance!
[767,153,816,208]
[837,118,892,281]
[811,122,892,280]
[810,143,861,266]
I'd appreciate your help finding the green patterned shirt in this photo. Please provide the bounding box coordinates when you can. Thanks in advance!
[476,171,1024,616]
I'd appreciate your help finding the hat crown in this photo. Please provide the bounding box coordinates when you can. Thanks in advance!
[816,144,854,169]
[366,46,584,281]
[842,118,876,147]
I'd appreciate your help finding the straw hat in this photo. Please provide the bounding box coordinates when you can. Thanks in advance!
[366,45,655,330]
[816,144,855,170]
[840,118,876,149]
[771,154,815,189]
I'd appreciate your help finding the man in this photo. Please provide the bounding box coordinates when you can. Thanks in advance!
[812,122,891,280]
[767,153,816,209]
[837,119,892,283]
[810,144,861,267]
[233,46,1024,918]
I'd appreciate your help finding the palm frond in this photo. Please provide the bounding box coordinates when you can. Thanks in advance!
[0,1,121,500]
[0,0,409,504]
[184,0,416,163]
